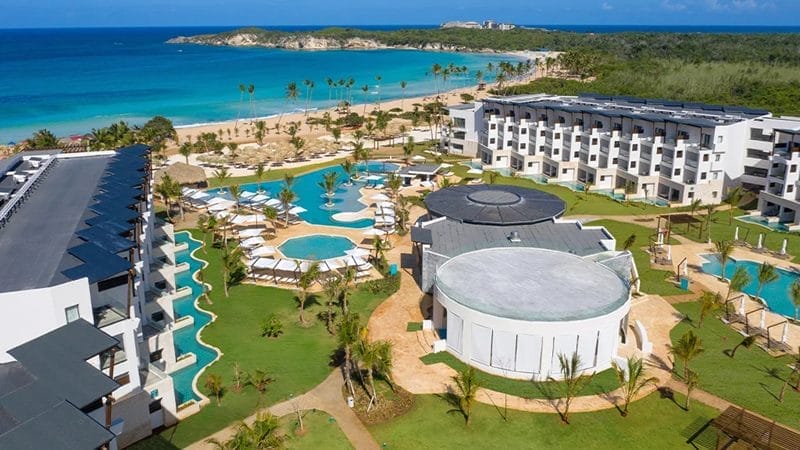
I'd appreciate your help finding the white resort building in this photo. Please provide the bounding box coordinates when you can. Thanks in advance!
[411,184,637,380]
[444,94,800,229]
[0,145,181,448]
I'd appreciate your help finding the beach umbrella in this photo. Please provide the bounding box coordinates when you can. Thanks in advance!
[411,155,426,162]
[362,228,387,237]
[345,247,371,258]
[240,191,257,199]
[238,228,263,238]
[265,199,282,207]
[208,203,231,212]
[250,194,270,203]
[252,257,278,270]
[365,175,383,181]
[288,206,307,215]
[240,236,266,248]
[250,246,276,257]
[467,168,484,175]
[440,163,453,168]
[371,193,390,201]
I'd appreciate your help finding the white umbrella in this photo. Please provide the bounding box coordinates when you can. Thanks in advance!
[371,193,390,201]
[411,155,426,162]
[240,236,266,248]
[238,228,263,238]
[467,168,484,175]
[363,228,387,237]
[208,203,231,212]
[206,196,229,206]
[440,163,453,168]
[240,191,257,199]
[250,246,276,257]
[345,247,371,258]
[365,175,383,181]
[377,208,396,217]
[288,206,307,215]
[250,194,270,203]
[265,199,282,207]
[378,201,395,209]
[251,257,278,269]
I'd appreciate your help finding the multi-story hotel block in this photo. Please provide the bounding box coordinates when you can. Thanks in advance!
[0,145,181,447]
[444,94,800,229]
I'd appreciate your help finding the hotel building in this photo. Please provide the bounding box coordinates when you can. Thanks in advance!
[0,145,181,447]
[444,94,800,229]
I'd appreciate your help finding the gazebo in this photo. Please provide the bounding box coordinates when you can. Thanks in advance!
[155,162,208,188]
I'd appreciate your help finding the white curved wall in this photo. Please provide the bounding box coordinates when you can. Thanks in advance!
[433,284,630,380]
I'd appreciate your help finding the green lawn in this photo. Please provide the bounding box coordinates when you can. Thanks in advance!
[671,302,800,428]
[588,220,685,296]
[283,410,353,450]
[144,231,391,447]
[671,208,800,263]
[370,393,719,449]
[207,157,349,188]
[420,352,620,398]
[449,164,682,216]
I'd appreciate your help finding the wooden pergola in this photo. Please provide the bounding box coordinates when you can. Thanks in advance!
[708,407,800,449]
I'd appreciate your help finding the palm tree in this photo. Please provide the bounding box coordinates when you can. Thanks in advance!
[197,213,216,254]
[220,245,242,298]
[262,205,279,236]
[303,79,315,116]
[337,312,361,397]
[549,352,594,424]
[790,279,800,320]
[295,262,320,324]
[179,142,193,164]
[246,370,274,406]
[279,187,296,226]
[206,412,283,449]
[318,171,339,207]
[235,83,246,127]
[374,75,382,109]
[715,240,734,281]
[448,367,480,426]
[204,374,224,406]
[254,163,267,193]
[400,80,407,109]
[279,81,299,127]
[725,266,751,319]
[403,135,415,164]
[228,184,241,210]
[386,174,402,200]
[684,369,699,411]
[622,234,637,251]
[326,77,335,103]
[341,160,355,186]
[669,330,704,380]
[372,236,387,263]
[689,199,702,217]
[755,261,779,301]
[431,63,442,93]
[725,186,744,225]
[213,167,231,189]
[283,173,295,189]
[321,275,342,334]
[356,333,394,410]
[729,335,756,358]
[247,84,256,120]
[703,204,716,242]
[361,85,370,115]
[611,356,659,417]
[698,291,721,327]
[155,175,178,220]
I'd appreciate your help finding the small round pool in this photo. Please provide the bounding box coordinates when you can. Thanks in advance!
[278,234,356,260]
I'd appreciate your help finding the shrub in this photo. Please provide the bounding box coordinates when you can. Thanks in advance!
[362,274,401,296]
[260,313,283,338]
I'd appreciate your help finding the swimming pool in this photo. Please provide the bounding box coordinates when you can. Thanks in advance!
[278,234,356,260]
[209,162,399,229]
[555,181,586,192]
[700,254,799,318]
[171,232,220,405]
[736,215,792,232]
[355,160,400,174]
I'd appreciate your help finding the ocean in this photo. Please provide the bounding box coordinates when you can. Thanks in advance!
[0,27,507,142]
[2,25,798,142]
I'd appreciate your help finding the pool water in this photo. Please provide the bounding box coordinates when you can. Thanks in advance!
[355,160,400,174]
[171,232,220,404]
[700,254,799,318]
[736,215,792,232]
[555,181,586,192]
[208,162,398,229]
[278,234,356,260]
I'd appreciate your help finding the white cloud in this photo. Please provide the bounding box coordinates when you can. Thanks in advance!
[661,0,687,11]
[707,0,762,9]
[601,1,614,10]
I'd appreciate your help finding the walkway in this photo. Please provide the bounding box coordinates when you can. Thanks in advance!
[186,370,379,450]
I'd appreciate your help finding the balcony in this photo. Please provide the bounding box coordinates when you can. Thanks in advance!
[94,304,128,328]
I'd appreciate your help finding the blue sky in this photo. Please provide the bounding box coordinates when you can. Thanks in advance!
[1,0,798,28]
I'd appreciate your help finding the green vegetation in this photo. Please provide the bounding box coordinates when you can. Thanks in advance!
[588,220,684,296]
[283,410,353,450]
[370,393,717,449]
[670,302,800,428]
[207,157,348,188]
[149,231,392,447]
[421,352,619,398]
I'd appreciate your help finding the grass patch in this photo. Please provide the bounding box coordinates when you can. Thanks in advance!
[671,208,800,263]
[143,230,393,448]
[420,352,619,398]
[370,393,718,449]
[406,322,423,332]
[588,220,685,296]
[283,410,353,450]
[207,157,349,188]
[671,302,800,428]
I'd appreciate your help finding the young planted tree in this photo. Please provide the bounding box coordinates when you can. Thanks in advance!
[337,312,361,397]
[669,330,704,380]
[790,279,800,321]
[179,142,193,164]
[729,335,756,358]
[698,291,722,327]
[549,352,594,424]
[204,374,224,406]
[220,245,244,298]
[213,166,231,188]
[689,199,702,217]
[197,213,217,254]
[725,186,744,225]
[356,331,394,410]
[321,275,342,334]
[318,171,339,207]
[448,367,480,426]
[725,266,751,320]
[254,163,267,193]
[715,240,734,281]
[246,370,275,406]
[684,369,699,411]
[207,412,283,449]
[340,159,355,186]
[228,184,241,210]
[622,234,637,251]
[403,135,415,164]
[279,187,297,226]
[611,356,659,417]
[262,205,279,236]
[155,175,178,220]
[295,262,320,324]
[755,261,779,301]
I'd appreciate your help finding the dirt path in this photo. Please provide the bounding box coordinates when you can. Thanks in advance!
[186,370,379,450]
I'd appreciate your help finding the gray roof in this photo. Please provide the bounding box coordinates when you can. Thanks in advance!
[0,320,118,450]
[436,247,629,321]
[399,164,441,176]
[421,218,610,258]
[424,185,565,226]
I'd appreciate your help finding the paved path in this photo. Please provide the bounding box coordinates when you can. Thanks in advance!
[186,370,379,450]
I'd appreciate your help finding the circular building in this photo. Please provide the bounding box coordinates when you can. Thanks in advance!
[423,184,565,225]
[432,247,630,380]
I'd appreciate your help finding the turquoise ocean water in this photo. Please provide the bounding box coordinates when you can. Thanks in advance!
[0,27,509,142]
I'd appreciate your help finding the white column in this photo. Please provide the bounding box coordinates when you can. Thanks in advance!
[781,239,788,255]
[734,226,739,241]
[757,234,763,249]
[739,297,746,316]
[759,309,766,330]
[781,322,789,343]
[666,245,672,261]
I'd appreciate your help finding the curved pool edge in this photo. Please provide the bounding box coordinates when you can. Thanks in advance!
[175,230,224,407]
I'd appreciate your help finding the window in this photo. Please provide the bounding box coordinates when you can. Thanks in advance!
[789,185,795,193]
[98,274,127,292]
[539,145,545,152]
[555,133,561,139]
[506,141,512,147]
[703,154,709,162]
[590,155,597,161]
[656,147,663,155]
[520,128,527,135]
[114,373,131,386]
[65,305,80,323]
[527,162,533,167]
[713,172,719,180]
[676,150,683,158]
[674,168,681,176]
[490,124,496,130]
[688,192,695,199]
[630,161,637,168]
[573,151,579,158]
[792,165,798,173]
[712,191,719,199]
[149,399,162,414]
[151,311,164,322]
[575,135,581,142]
[149,349,163,363]
[700,172,707,180]
[612,158,618,164]
[600,176,606,181]
[520,143,527,150]
[562,169,568,174]
[591,138,598,145]
[540,130,546,137]
[614,141,620,148]
[654,164,660,172]
[715,154,721,162]
[489,138,496,144]
[632,144,638,151]
[554,148,560,155]
[496,156,502,162]
[717,135,724,144]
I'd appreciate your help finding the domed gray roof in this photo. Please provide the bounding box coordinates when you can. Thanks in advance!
[424,185,565,225]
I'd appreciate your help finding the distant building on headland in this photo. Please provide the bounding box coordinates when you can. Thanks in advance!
[441,20,516,30]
